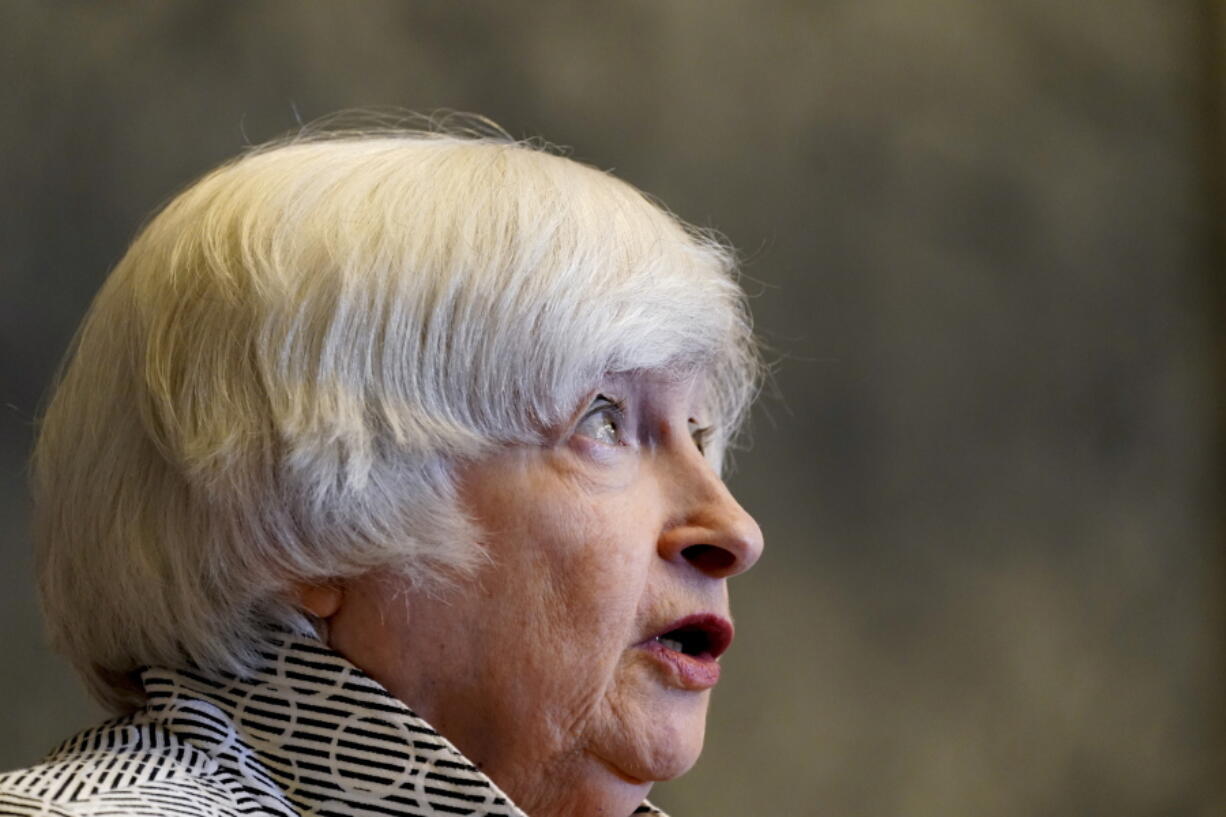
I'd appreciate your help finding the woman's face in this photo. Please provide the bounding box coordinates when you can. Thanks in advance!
[324,371,763,816]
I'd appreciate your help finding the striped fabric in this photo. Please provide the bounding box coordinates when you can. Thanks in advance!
[0,632,667,816]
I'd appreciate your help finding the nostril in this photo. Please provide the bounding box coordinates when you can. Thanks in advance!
[681,544,737,574]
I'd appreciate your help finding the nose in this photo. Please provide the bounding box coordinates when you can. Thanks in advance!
[656,451,765,579]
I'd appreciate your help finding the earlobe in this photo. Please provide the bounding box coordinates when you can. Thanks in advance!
[295,583,343,619]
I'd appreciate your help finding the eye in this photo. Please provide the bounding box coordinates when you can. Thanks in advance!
[575,395,625,446]
[689,419,713,455]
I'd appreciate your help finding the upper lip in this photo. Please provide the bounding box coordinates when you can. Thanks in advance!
[642,613,735,659]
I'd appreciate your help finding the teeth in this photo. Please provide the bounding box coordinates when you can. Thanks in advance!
[657,636,685,653]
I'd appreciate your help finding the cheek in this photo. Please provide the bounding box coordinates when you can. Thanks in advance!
[464,455,664,681]
[552,503,655,619]
[486,501,658,701]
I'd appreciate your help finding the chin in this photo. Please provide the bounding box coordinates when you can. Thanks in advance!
[613,710,708,783]
[645,744,704,782]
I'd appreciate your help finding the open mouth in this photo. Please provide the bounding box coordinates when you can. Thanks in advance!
[648,614,734,661]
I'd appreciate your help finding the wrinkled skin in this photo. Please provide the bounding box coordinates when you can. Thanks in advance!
[315,372,764,817]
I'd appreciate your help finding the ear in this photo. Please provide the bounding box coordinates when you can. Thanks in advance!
[294,582,343,619]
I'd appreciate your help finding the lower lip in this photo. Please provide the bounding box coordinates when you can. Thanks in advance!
[641,641,721,690]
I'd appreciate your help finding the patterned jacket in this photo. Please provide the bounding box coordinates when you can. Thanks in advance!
[0,632,667,816]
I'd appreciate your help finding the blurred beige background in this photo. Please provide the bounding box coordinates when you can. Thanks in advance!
[1,2,1222,815]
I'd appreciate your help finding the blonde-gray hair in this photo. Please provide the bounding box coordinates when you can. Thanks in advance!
[33,126,761,712]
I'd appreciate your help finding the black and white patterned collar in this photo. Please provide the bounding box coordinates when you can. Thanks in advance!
[140,631,667,817]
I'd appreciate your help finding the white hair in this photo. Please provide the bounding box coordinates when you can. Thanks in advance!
[33,125,761,712]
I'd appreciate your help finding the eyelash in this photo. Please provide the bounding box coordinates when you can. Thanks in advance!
[691,424,713,455]
[594,394,627,414]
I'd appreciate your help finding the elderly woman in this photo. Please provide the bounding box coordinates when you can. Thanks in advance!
[0,126,764,817]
